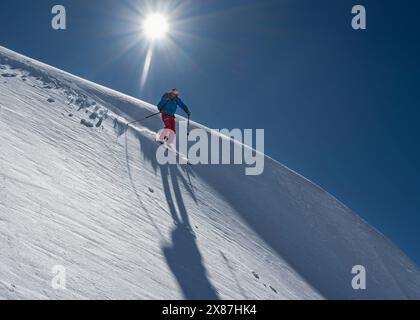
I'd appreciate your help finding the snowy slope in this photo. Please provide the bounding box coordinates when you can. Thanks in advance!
[0,46,419,300]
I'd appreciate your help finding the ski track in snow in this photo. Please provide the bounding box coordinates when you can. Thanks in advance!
[0,46,419,300]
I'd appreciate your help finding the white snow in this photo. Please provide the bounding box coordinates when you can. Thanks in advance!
[0,46,419,300]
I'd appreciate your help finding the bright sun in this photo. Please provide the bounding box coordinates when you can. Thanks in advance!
[143,13,169,40]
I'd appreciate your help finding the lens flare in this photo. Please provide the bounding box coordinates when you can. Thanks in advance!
[140,48,153,91]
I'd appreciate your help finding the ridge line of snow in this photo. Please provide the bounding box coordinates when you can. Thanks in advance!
[0,46,402,233]
[0,46,391,238]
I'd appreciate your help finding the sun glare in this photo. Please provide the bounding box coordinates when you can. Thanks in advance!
[143,13,169,40]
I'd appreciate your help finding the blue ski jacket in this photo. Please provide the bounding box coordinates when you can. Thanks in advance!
[158,93,190,117]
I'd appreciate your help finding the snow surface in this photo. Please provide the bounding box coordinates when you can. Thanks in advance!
[0,46,419,300]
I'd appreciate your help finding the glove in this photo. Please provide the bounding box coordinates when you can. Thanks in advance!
[187,111,192,117]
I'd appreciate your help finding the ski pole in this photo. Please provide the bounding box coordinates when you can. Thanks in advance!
[127,111,161,127]
[187,115,191,164]
[187,115,190,137]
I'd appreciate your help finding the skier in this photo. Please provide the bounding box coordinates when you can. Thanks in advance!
[157,88,191,143]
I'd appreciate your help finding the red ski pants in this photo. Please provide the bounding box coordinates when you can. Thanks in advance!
[162,113,176,133]
[160,113,176,142]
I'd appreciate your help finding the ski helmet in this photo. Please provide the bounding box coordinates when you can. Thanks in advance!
[170,88,179,96]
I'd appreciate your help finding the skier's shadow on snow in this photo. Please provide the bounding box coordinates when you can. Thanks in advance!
[126,129,218,300]
[160,164,219,300]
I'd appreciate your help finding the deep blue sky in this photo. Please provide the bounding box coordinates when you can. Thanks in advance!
[1,0,419,266]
